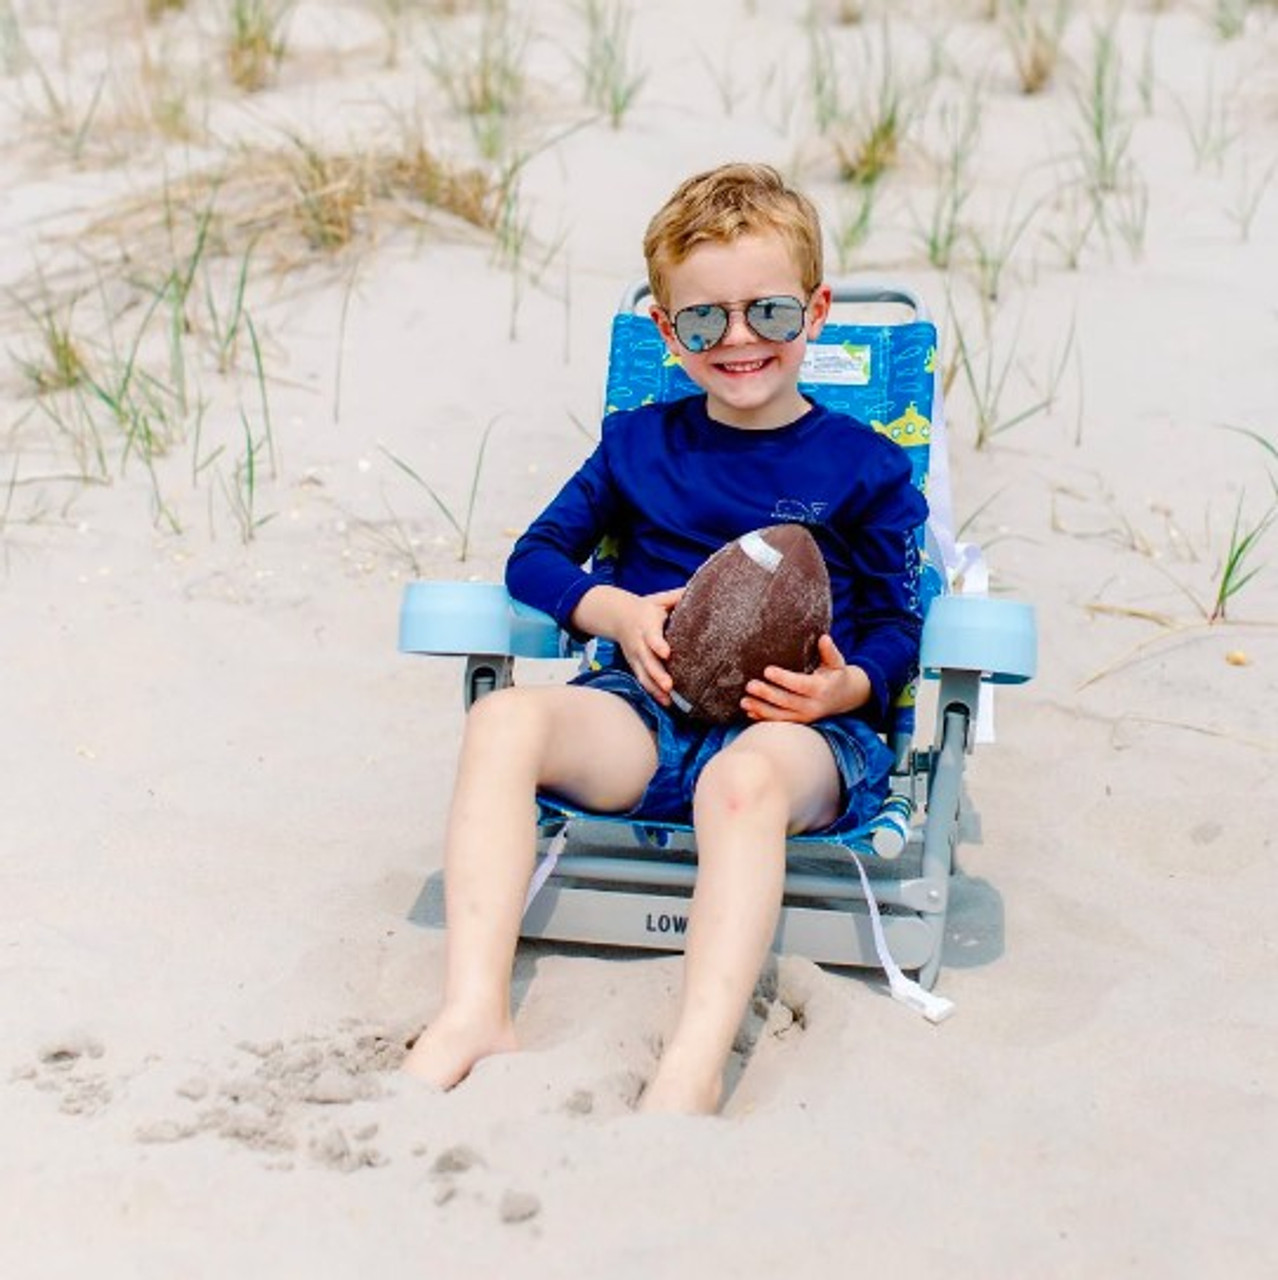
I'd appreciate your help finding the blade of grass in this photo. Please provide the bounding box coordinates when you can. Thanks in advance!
[1210,493,1277,623]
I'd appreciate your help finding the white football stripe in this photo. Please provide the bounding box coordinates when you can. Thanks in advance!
[740,530,782,573]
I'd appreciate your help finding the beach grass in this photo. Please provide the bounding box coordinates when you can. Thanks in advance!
[4,113,499,535]
[574,0,646,129]
[226,0,292,93]
[1210,494,1277,622]
[1173,72,1238,172]
[424,0,529,159]
[2,0,1275,594]
[380,417,499,562]
[1074,23,1133,195]
[829,28,917,186]
[1000,0,1072,95]
[948,297,1076,450]
[1226,156,1278,242]
[917,89,980,270]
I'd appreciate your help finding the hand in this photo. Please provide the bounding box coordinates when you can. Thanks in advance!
[613,587,684,704]
[573,585,684,705]
[741,635,871,724]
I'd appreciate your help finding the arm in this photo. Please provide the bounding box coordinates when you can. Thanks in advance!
[504,422,685,702]
[504,438,620,632]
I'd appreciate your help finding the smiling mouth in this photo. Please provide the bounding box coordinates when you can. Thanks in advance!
[716,358,770,374]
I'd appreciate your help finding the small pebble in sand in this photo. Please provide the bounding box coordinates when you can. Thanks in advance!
[563,1089,594,1116]
[303,1068,362,1105]
[499,1190,541,1224]
[135,1120,197,1144]
[432,1144,482,1175]
[38,1034,105,1068]
[309,1126,386,1173]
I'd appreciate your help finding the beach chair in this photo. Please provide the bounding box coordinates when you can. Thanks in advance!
[399,281,1036,1020]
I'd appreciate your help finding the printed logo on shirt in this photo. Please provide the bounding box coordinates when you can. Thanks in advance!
[771,498,829,525]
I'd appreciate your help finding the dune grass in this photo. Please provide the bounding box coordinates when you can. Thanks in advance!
[424,0,530,159]
[830,29,919,186]
[574,0,646,129]
[226,0,292,93]
[3,0,1275,574]
[4,121,500,536]
[1210,424,1278,621]
[380,418,500,563]
[917,89,981,270]
[1074,23,1133,195]
[1000,0,1072,95]
[1210,494,1276,622]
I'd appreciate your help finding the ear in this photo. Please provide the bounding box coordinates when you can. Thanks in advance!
[650,303,681,357]
[805,284,833,339]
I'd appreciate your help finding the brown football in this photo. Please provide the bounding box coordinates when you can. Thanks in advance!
[664,524,833,724]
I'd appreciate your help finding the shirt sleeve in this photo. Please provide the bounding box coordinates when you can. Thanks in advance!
[504,430,624,633]
[840,445,929,726]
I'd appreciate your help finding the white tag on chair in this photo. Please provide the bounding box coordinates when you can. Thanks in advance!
[524,824,570,914]
[846,849,955,1024]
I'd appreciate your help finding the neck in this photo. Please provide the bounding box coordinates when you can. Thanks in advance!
[705,390,811,431]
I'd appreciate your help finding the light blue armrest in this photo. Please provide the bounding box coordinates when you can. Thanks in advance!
[399,582,563,658]
[920,595,1037,684]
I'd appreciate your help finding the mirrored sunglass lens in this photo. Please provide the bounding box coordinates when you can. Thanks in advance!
[745,297,804,342]
[674,304,729,353]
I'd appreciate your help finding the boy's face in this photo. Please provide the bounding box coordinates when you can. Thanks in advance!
[651,234,831,431]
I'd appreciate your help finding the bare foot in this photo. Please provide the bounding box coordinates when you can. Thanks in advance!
[638,1058,722,1116]
[401,1008,518,1090]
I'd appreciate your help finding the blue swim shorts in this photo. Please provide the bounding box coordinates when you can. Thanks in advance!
[543,667,894,836]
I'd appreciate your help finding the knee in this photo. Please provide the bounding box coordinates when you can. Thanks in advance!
[694,747,785,822]
[463,686,547,753]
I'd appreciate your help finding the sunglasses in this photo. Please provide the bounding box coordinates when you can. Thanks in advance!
[668,295,808,353]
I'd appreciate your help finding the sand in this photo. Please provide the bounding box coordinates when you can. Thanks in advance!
[2,1,1277,1276]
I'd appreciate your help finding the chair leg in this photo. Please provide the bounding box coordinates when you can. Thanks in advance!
[464,654,514,707]
[917,704,971,990]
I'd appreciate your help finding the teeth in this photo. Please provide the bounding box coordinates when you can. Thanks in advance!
[720,359,766,373]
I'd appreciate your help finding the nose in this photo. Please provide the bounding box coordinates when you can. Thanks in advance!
[720,305,755,344]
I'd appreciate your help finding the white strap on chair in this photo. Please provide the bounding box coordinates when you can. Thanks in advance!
[524,821,953,1022]
[929,358,997,744]
[846,848,955,1024]
[926,369,985,594]
[524,824,569,913]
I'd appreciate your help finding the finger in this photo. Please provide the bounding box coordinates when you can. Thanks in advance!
[760,665,811,695]
[649,587,685,610]
[741,693,801,723]
[637,665,670,704]
[817,634,845,668]
[644,649,673,694]
[746,676,801,709]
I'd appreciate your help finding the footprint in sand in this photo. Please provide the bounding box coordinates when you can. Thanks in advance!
[144,1020,409,1170]
[10,1033,113,1116]
[14,1019,415,1173]
[721,957,846,1113]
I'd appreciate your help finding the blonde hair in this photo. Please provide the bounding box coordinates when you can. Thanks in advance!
[642,163,824,310]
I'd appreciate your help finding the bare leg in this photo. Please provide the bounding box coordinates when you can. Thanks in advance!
[404,685,658,1088]
[640,723,841,1115]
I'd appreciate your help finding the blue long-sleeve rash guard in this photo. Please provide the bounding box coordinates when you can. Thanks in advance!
[506,395,929,730]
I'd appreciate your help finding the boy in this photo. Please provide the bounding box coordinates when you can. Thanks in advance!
[404,163,927,1114]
